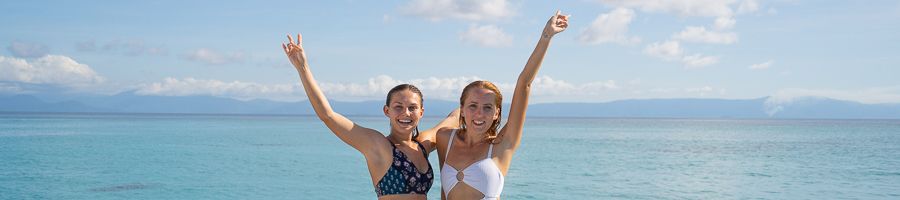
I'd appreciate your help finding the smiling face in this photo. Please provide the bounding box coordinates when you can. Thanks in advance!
[458,81,503,137]
[383,87,424,136]
[461,88,501,134]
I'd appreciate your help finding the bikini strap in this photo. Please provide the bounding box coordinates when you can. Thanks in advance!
[414,140,428,158]
[445,129,456,159]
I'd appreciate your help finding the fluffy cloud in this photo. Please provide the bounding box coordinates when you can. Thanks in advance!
[768,87,900,105]
[317,75,623,102]
[598,0,739,17]
[401,0,515,21]
[317,75,482,101]
[182,48,246,65]
[714,16,736,30]
[136,77,300,101]
[643,40,683,60]
[459,24,513,47]
[0,55,104,87]
[578,8,641,45]
[76,39,167,56]
[749,60,773,70]
[134,75,627,103]
[737,0,760,14]
[764,87,900,115]
[7,41,50,58]
[672,26,738,44]
[682,54,719,68]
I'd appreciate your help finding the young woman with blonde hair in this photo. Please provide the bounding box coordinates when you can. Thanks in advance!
[433,10,570,199]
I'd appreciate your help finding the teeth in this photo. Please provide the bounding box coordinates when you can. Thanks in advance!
[474,120,485,125]
[399,119,412,123]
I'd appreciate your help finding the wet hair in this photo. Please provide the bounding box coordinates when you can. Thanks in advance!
[385,84,424,139]
[458,80,502,143]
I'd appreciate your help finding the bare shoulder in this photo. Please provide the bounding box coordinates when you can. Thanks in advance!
[435,128,456,143]
[359,130,392,159]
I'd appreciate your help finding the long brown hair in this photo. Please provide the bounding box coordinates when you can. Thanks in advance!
[385,84,423,139]
[458,80,502,143]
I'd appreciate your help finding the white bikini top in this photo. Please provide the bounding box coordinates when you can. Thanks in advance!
[440,129,505,200]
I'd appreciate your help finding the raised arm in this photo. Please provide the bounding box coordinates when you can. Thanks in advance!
[283,34,384,154]
[500,11,569,150]
[416,108,460,153]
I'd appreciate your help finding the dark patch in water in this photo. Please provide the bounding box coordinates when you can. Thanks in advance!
[89,183,154,192]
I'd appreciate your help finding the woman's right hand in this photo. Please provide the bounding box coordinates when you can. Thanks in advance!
[542,10,570,39]
[282,33,308,70]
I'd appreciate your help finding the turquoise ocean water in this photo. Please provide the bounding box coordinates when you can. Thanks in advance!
[1,113,899,199]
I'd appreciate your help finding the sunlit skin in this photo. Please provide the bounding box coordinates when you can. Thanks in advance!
[434,10,568,199]
[460,88,501,136]
[283,33,460,200]
[383,90,428,171]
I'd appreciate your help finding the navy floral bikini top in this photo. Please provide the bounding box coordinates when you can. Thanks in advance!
[374,139,434,197]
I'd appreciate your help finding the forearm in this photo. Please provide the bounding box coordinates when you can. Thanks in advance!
[518,35,553,85]
[295,63,336,121]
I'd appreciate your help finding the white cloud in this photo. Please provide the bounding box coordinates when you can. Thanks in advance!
[459,24,513,47]
[737,0,760,14]
[749,60,774,70]
[643,40,683,60]
[136,77,300,101]
[598,0,737,17]
[644,41,720,69]
[530,76,620,96]
[684,86,726,96]
[317,75,482,101]
[714,16,736,30]
[768,87,900,105]
[578,8,641,45]
[401,0,515,21]
[764,87,900,115]
[182,48,246,65]
[0,55,105,86]
[7,41,49,58]
[682,54,719,68]
[133,75,628,103]
[672,26,738,44]
[643,85,726,98]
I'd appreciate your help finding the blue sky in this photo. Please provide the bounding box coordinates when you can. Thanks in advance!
[2,0,899,104]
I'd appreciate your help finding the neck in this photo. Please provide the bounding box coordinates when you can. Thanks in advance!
[460,129,486,146]
[388,130,413,144]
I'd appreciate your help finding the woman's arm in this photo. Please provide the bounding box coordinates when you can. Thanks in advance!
[500,11,569,150]
[416,108,460,153]
[283,34,385,154]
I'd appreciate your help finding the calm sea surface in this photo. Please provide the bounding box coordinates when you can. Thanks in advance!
[1,113,899,199]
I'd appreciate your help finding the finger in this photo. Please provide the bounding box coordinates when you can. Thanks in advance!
[282,43,287,53]
[287,34,294,45]
[556,10,561,16]
[297,33,303,45]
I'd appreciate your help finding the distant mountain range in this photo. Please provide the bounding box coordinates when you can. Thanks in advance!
[2,92,900,119]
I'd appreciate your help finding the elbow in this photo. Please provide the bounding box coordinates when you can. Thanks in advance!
[316,111,335,122]
[516,76,533,90]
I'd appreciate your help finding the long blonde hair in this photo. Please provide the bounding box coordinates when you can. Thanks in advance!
[458,80,502,143]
